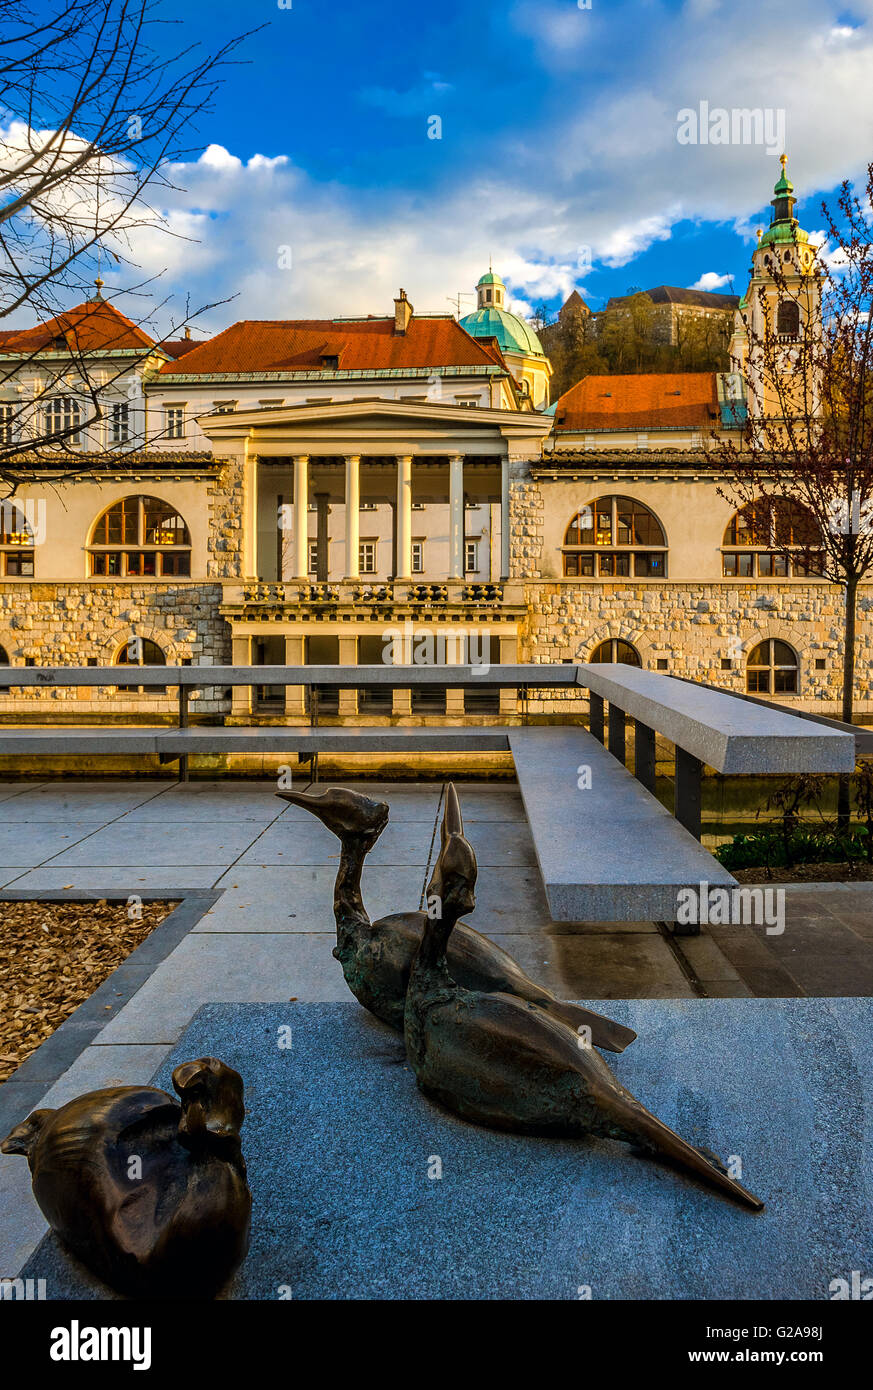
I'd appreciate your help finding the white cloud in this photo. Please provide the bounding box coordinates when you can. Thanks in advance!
[689,271,733,290]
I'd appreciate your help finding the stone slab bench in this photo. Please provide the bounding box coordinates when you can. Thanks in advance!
[577,663,856,774]
[20,999,872,1300]
[0,726,515,756]
[510,725,736,921]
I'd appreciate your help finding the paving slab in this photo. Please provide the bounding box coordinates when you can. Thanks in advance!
[203,865,428,931]
[45,821,260,867]
[0,821,105,863]
[94,934,343,1045]
[0,781,168,821]
[20,998,873,1299]
[121,781,291,823]
[4,866,222,890]
[236,818,433,868]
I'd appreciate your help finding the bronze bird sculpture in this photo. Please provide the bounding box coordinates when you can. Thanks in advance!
[1,1056,252,1298]
[278,781,637,1053]
[403,820,765,1212]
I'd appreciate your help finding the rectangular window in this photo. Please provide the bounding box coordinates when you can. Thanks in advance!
[412,541,424,573]
[564,553,595,577]
[0,404,14,444]
[599,553,630,576]
[212,400,237,414]
[110,402,130,444]
[159,551,191,577]
[125,552,158,577]
[45,396,81,446]
[464,541,478,573]
[359,540,376,574]
[308,541,318,574]
[165,406,185,440]
[360,501,378,511]
[2,551,34,576]
[634,553,665,577]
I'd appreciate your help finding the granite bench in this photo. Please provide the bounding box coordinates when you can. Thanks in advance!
[509,725,736,922]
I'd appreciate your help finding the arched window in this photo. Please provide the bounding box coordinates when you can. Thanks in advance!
[746,639,798,694]
[115,635,166,692]
[722,499,821,578]
[88,497,191,577]
[590,638,642,667]
[776,300,800,338]
[0,503,34,576]
[563,496,667,578]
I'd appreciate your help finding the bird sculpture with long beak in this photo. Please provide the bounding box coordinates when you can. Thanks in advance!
[404,823,765,1212]
[1,1057,252,1298]
[278,782,637,1052]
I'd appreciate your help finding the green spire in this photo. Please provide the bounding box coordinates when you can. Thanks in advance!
[759,153,807,248]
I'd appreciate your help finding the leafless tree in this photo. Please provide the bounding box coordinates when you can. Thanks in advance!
[0,0,254,485]
[708,162,873,820]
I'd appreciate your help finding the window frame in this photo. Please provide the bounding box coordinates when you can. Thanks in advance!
[562,495,668,578]
[87,496,192,579]
[745,638,799,695]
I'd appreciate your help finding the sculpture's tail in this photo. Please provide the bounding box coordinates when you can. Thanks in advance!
[1,1108,53,1161]
[603,1093,764,1211]
[545,998,638,1053]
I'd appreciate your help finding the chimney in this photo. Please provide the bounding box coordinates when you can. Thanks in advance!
[394,288,413,335]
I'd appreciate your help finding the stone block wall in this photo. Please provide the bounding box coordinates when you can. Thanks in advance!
[0,582,231,718]
[518,580,872,716]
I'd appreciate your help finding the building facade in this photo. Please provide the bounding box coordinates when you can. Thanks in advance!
[0,161,868,728]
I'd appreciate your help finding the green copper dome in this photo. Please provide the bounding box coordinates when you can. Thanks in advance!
[460,305,546,357]
[461,267,547,357]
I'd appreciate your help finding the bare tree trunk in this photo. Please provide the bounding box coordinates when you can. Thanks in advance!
[838,575,858,827]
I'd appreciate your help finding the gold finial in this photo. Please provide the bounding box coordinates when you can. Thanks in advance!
[756,228,763,241]
[780,152,787,170]
[93,275,104,299]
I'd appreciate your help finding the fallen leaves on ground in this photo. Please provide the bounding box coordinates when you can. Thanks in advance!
[0,900,177,1083]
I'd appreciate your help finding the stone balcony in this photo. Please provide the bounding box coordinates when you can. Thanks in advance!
[220,578,527,623]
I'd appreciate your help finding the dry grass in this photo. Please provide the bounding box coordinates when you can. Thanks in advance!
[0,899,177,1083]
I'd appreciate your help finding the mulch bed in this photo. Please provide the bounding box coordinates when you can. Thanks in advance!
[732,862,873,883]
[0,899,177,1084]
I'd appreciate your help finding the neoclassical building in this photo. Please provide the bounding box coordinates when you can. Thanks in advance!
[0,164,868,728]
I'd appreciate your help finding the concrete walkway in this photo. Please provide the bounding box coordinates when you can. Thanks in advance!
[2,776,872,1280]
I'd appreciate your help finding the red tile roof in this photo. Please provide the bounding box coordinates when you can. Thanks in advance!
[553,372,720,431]
[157,337,205,359]
[0,298,156,355]
[158,316,508,376]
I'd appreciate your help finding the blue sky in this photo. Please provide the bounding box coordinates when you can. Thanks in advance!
[19,0,873,333]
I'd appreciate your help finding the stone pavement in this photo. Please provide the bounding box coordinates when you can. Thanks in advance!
[1,776,872,1282]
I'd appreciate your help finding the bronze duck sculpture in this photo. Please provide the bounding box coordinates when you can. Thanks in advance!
[1,1056,252,1298]
[278,781,637,1053]
[403,821,765,1212]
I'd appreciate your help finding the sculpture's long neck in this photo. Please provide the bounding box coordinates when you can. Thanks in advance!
[334,834,370,937]
[409,908,459,992]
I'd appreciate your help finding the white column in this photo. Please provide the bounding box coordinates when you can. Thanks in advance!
[396,454,413,579]
[500,455,511,581]
[292,453,309,580]
[449,453,464,580]
[344,454,360,578]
